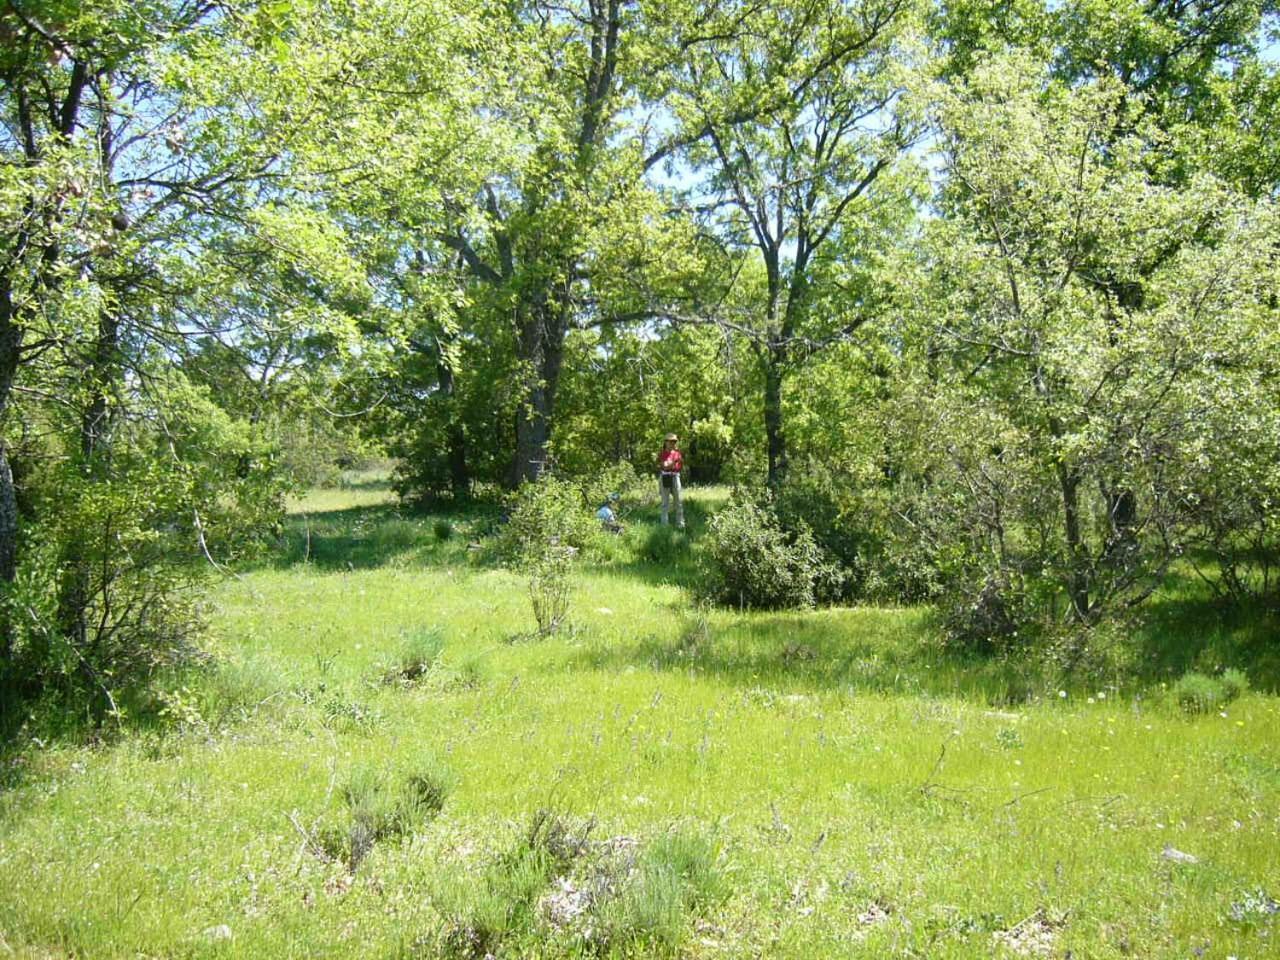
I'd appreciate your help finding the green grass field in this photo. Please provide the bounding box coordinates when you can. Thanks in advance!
[1,476,1277,958]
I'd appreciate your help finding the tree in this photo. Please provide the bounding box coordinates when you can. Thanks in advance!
[925,52,1278,629]
[668,0,925,486]
[0,0,374,704]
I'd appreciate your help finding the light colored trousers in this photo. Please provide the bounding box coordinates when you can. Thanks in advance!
[660,473,684,527]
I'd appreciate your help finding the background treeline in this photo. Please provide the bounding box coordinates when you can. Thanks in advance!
[1,0,1277,716]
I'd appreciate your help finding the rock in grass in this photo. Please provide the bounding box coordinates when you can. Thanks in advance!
[1161,845,1199,864]
[202,924,233,941]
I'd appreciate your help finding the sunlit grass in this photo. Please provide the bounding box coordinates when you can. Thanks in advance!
[1,482,1277,958]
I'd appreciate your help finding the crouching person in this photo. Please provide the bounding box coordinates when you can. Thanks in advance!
[596,492,624,533]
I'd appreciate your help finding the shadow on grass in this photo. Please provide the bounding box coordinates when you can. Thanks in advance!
[1130,568,1280,692]
[262,501,504,573]
[566,607,1054,705]
[581,498,715,589]
[336,475,395,493]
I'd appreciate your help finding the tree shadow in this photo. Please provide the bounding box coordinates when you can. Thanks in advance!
[1129,569,1280,692]
[337,475,395,493]
[262,501,503,572]
[565,607,1048,705]
[582,498,715,588]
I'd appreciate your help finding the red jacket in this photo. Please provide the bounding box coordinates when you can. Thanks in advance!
[659,448,683,474]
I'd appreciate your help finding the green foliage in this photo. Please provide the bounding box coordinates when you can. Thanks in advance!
[5,461,202,712]
[433,809,592,957]
[775,459,939,604]
[700,489,842,610]
[4,483,1280,958]
[499,475,600,566]
[578,461,647,518]
[1221,668,1250,704]
[528,546,574,638]
[642,526,691,565]
[903,49,1280,643]
[1174,669,1249,715]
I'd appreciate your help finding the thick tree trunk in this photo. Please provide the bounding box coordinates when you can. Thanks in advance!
[510,300,566,487]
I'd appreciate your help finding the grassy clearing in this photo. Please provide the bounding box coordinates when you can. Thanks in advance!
[1,476,1277,958]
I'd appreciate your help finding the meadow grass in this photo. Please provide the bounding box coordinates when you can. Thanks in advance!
[0,477,1277,958]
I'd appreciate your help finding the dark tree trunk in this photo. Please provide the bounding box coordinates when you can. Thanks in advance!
[1101,279,1143,562]
[436,352,469,498]
[58,306,119,653]
[510,301,566,487]
[1057,460,1090,621]
[0,281,23,662]
[763,353,787,488]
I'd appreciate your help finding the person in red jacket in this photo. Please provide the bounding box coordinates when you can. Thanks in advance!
[657,433,685,528]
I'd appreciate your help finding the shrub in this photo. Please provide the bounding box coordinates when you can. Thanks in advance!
[580,461,648,514]
[1220,668,1250,703]
[937,569,1029,654]
[434,809,592,957]
[592,827,725,954]
[700,489,841,610]
[498,475,600,566]
[1174,672,1223,714]
[1174,669,1248,715]
[499,475,602,637]
[528,545,574,637]
[775,460,942,604]
[434,518,454,541]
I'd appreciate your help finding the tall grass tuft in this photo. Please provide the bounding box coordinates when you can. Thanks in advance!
[592,826,724,954]
[380,627,445,683]
[320,759,453,870]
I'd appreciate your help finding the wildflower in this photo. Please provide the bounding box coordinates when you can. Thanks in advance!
[1058,690,1067,699]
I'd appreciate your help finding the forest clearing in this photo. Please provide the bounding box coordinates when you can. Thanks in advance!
[2,0,1279,955]
[1,475,1276,958]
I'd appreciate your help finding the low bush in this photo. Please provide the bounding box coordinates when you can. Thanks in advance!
[589,826,725,955]
[498,475,600,566]
[529,546,574,637]
[700,489,842,610]
[1174,668,1249,715]
[434,809,593,958]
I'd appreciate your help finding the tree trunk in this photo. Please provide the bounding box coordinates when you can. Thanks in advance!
[1101,280,1142,562]
[58,306,120,654]
[1057,460,1090,621]
[0,281,23,662]
[436,352,469,498]
[510,300,567,487]
[763,354,787,488]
